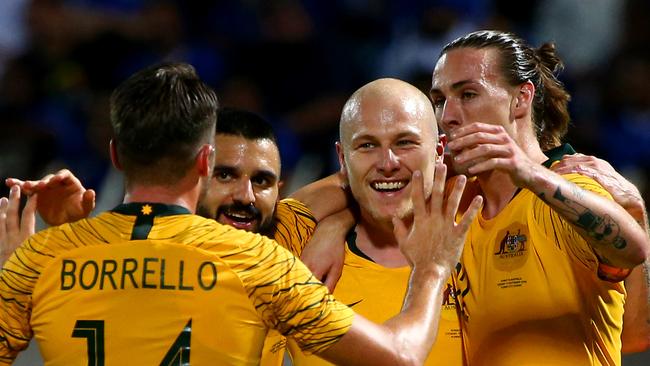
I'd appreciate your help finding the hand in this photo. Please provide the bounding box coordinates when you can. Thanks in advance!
[301,230,345,293]
[393,164,482,271]
[6,169,95,226]
[0,186,37,266]
[552,154,643,211]
[300,209,353,292]
[447,123,538,187]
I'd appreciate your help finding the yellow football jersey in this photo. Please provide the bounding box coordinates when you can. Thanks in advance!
[288,242,464,366]
[455,172,625,366]
[262,199,464,366]
[261,199,318,366]
[0,203,353,365]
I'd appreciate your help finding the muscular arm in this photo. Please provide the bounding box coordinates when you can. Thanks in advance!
[450,123,649,269]
[300,209,354,291]
[319,266,449,365]
[527,165,647,268]
[289,172,350,222]
[552,154,650,351]
[289,172,354,287]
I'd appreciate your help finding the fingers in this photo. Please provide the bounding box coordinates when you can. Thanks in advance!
[21,194,37,238]
[82,189,96,216]
[448,122,504,141]
[444,175,467,219]
[457,196,483,234]
[466,157,511,176]
[452,143,511,166]
[323,261,343,293]
[430,164,447,215]
[448,131,508,154]
[0,197,8,243]
[6,186,21,236]
[5,178,25,189]
[410,170,426,218]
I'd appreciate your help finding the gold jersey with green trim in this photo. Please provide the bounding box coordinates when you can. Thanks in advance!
[455,173,625,366]
[0,202,353,366]
[261,199,464,366]
[288,244,463,366]
[260,198,318,366]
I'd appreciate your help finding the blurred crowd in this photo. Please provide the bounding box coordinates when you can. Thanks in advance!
[0,0,648,210]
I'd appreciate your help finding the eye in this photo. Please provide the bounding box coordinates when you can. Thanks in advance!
[251,176,270,187]
[431,97,445,110]
[214,170,234,181]
[461,91,477,100]
[357,142,376,150]
[396,139,416,147]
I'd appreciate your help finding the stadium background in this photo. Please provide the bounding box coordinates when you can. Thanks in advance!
[0,0,647,364]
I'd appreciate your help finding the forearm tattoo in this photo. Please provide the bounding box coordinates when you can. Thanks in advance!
[537,186,628,250]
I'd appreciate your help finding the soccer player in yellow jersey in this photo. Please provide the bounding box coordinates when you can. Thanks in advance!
[4,94,475,366]
[279,78,469,366]
[428,30,650,365]
[0,62,483,365]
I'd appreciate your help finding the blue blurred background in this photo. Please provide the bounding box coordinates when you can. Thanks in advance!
[1,0,648,364]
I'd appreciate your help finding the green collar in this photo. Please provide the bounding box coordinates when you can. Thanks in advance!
[111,203,191,240]
[112,202,191,217]
[542,143,576,168]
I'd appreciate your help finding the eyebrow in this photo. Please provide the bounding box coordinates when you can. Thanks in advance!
[430,79,475,94]
[351,131,421,143]
[214,165,278,181]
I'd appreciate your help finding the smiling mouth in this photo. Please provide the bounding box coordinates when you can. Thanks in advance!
[223,211,256,223]
[371,180,408,192]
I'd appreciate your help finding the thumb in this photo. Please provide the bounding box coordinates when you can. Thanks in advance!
[82,189,96,216]
[323,261,343,293]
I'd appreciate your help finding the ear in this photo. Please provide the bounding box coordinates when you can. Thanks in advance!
[109,139,123,171]
[197,144,215,177]
[335,141,349,181]
[512,80,535,119]
[436,134,447,163]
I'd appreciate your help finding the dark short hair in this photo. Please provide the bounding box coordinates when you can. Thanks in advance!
[110,62,219,184]
[216,107,277,145]
[442,30,571,150]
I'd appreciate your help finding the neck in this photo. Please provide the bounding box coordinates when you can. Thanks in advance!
[476,171,517,219]
[354,214,409,268]
[123,177,202,214]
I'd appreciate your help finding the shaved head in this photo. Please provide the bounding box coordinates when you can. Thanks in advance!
[336,78,441,225]
[340,78,437,146]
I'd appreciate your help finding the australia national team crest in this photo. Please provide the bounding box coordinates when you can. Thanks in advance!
[493,223,529,271]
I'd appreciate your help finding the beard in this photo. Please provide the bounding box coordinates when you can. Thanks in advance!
[196,201,276,236]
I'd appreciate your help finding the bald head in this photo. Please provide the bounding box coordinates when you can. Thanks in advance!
[340,78,437,146]
[335,78,441,226]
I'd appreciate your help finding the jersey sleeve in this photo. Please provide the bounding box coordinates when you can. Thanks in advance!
[216,227,354,355]
[533,173,619,276]
[0,229,56,364]
[271,199,318,257]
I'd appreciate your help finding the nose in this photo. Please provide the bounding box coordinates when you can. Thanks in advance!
[378,148,400,174]
[439,98,462,133]
[233,179,255,205]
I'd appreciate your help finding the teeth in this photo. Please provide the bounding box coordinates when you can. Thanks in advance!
[227,212,253,220]
[373,181,405,191]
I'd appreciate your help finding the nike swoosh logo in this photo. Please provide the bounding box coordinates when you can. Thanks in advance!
[346,299,364,308]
